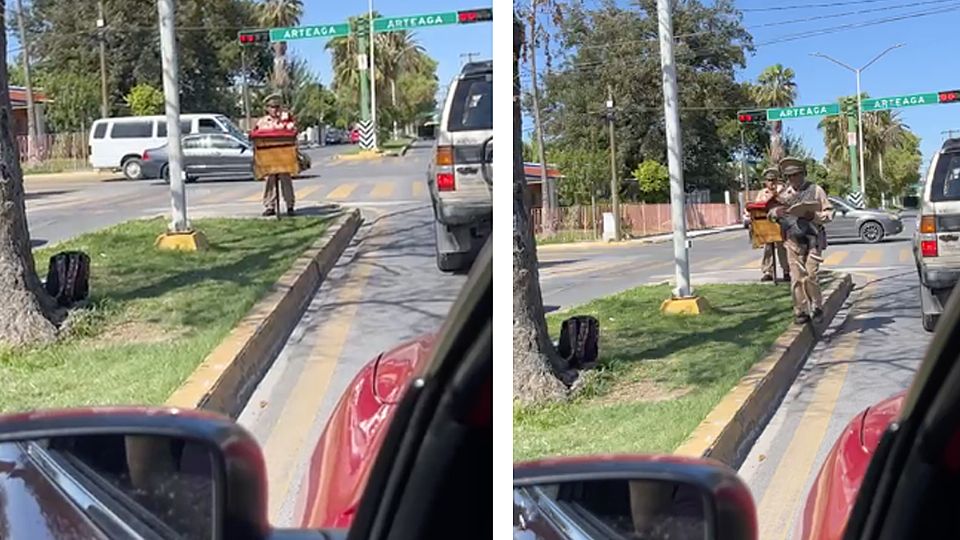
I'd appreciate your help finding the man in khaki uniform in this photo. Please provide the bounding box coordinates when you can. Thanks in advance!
[256,93,296,216]
[755,167,789,282]
[770,157,834,324]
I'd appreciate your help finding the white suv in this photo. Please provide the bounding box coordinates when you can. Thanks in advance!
[914,138,960,331]
[427,61,493,272]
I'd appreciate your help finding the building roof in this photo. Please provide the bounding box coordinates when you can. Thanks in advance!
[9,86,50,106]
[524,162,562,183]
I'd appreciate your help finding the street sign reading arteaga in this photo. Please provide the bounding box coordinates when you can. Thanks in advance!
[269,23,350,42]
[373,12,458,33]
[766,103,840,121]
[861,92,939,112]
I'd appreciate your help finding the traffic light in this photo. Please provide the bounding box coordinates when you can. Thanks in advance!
[458,8,493,24]
[737,109,767,124]
[939,90,960,104]
[237,29,269,44]
[355,17,369,36]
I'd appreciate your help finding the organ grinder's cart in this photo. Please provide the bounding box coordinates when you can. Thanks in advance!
[249,127,298,220]
[746,198,785,283]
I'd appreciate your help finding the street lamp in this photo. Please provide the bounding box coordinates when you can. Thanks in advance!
[811,44,904,198]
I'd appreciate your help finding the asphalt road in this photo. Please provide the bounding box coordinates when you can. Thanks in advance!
[235,140,469,525]
[538,214,930,540]
[24,140,470,526]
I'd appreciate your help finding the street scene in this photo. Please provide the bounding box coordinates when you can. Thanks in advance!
[0,0,491,537]
[512,0,960,538]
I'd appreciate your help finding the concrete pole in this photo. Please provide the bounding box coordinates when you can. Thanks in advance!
[606,85,621,242]
[847,114,859,197]
[157,0,188,232]
[15,0,38,161]
[358,29,371,126]
[241,47,251,130]
[656,0,691,298]
[856,70,866,198]
[98,0,109,118]
[368,0,378,149]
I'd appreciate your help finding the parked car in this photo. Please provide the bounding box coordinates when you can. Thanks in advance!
[0,241,490,540]
[350,128,360,144]
[324,129,342,145]
[824,196,903,244]
[140,133,310,183]
[89,114,248,180]
[914,138,960,331]
[427,60,493,272]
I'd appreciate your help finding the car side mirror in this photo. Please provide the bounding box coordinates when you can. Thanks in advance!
[514,455,757,540]
[0,407,270,540]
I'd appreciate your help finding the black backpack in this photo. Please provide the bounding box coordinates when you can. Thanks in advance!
[558,316,600,370]
[45,251,91,306]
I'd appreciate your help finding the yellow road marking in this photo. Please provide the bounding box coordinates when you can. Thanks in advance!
[242,190,262,203]
[858,248,883,266]
[412,181,426,198]
[900,248,912,264]
[710,253,755,270]
[296,185,322,200]
[756,289,872,540]
[326,183,358,200]
[370,182,395,198]
[261,254,377,520]
[823,250,848,267]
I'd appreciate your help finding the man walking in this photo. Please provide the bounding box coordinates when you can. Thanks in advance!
[256,93,296,216]
[770,157,833,324]
[755,167,789,282]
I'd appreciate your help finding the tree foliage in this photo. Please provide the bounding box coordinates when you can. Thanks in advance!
[633,159,670,203]
[751,64,796,163]
[124,83,165,116]
[550,146,607,205]
[536,0,754,198]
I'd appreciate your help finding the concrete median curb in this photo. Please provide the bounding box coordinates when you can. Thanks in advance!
[165,208,364,418]
[537,224,744,252]
[334,149,383,161]
[673,273,855,468]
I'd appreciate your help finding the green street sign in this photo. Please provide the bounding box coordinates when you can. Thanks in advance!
[861,92,939,112]
[373,12,458,33]
[767,103,840,121]
[269,23,350,42]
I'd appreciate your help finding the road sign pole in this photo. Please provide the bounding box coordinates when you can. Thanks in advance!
[847,114,859,198]
[856,70,867,198]
[356,23,373,150]
[368,0,379,150]
[157,0,188,233]
[657,0,691,299]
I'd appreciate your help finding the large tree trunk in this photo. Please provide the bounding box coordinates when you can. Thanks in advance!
[0,1,59,346]
[513,18,570,406]
[770,120,784,163]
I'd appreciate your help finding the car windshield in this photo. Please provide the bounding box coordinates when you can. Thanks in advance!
[930,151,960,202]
[217,116,248,142]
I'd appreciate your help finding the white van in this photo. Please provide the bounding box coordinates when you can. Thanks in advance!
[88,114,248,179]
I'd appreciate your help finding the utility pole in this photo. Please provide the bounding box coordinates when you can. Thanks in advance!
[656,0,691,299]
[356,19,372,148]
[605,86,621,242]
[15,0,37,162]
[157,0,189,233]
[241,47,251,129]
[368,0,378,150]
[738,128,748,216]
[527,2,553,235]
[460,52,480,66]
[847,113,859,198]
[97,0,109,118]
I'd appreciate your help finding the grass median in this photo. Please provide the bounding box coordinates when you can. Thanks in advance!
[0,216,331,413]
[514,282,796,461]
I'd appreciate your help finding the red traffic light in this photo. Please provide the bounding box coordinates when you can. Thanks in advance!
[238,30,269,44]
[458,8,492,24]
[737,110,767,124]
[738,114,754,122]
[939,90,960,104]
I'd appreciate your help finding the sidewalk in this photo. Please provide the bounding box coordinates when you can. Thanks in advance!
[537,224,745,252]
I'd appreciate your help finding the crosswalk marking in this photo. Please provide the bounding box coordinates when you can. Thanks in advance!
[370,182,395,198]
[327,183,358,200]
[858,249,883,266]
[242,191,262,203]
[900,248,913,264]
[823,251,848,266]
[296,185,322,200]
[412,181,426,198]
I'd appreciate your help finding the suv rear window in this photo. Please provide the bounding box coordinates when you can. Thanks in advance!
[111,121,153,139]
[930,151,960,202]
[447,74,492,132]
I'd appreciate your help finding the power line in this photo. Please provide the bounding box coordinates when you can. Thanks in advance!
[741,0,911,12]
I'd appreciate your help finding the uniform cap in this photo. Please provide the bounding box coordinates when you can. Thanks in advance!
[263,93,283,106]
[779,157,806,176]
[762,167,780,181]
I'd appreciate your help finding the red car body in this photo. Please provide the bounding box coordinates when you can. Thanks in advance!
[799,391,905,540]
[295,334,436,528]
[350,129,360,144]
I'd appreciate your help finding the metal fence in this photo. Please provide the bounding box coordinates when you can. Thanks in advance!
[533,202,741,238]
[17,132,89,171]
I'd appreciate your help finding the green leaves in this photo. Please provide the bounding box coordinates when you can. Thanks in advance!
[633,160,670,203]
[124,83,165,116]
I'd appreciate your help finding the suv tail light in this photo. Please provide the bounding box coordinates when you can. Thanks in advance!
[435,146,454,166]
[922,240,939,257]
[921,215,937,233]
[437,172,455,191]
[142,150,150,160]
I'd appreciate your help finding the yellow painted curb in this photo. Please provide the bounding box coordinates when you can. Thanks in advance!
[661,296,711,315]
[165,208,364,417]
[673,273,855,466]
[155,230,208,252]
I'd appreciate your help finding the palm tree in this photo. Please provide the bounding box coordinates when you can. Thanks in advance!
[375,31,426,137]
[258,0,304,93]
[751,64,797,163]
[326,15,367,115]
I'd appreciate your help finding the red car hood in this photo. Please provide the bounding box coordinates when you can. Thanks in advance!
[296,334,436,528]
[799,391,905,540]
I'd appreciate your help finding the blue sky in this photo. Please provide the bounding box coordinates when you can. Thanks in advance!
[288,1,492,107]
[524,0,960,168]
